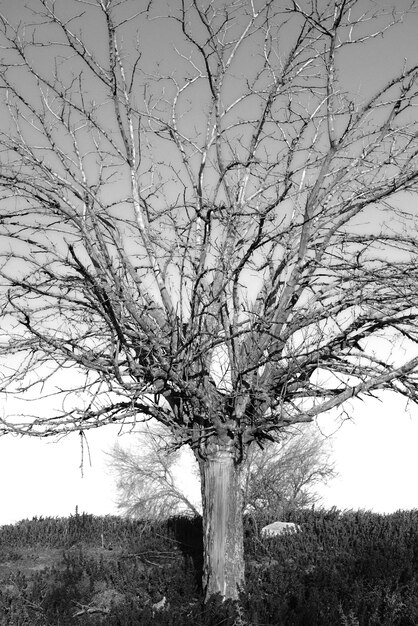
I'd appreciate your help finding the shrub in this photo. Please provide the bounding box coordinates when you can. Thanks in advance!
[2,510,418,625]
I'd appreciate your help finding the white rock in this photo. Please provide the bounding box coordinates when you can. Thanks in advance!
[261,521,301,537]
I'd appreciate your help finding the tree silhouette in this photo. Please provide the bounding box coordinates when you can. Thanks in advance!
[107,423,334,521]
[108,424,201,520]
[244,426,336,520]
[1,0,418,599]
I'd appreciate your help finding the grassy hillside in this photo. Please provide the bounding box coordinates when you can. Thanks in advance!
[1,509,418,624]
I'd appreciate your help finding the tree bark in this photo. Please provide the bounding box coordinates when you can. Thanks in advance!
[198,445,245,600]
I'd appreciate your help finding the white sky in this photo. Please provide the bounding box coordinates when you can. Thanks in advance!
[1,392,418,526]
[316,395,418,513]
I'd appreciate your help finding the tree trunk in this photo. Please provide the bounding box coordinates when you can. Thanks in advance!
[198,445,245,600]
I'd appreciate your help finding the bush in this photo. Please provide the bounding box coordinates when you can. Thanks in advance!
[2,510,418,625]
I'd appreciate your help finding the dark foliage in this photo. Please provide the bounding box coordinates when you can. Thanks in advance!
[1,510,418,624]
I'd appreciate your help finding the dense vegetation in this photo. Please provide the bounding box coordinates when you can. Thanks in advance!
[1,509,418,625]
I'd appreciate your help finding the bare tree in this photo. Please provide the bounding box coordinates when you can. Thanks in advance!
[244,426,336,520]
[107,424,200,519]
[1,0,418,600]
[108,424,333,522]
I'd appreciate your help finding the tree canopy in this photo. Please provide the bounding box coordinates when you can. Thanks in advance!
[1,1,418,443]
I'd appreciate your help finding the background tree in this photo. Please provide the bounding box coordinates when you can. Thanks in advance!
[243,426,336,522]
[108,424,201,520]
[108,423,334,522]
[1,0,418,600]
